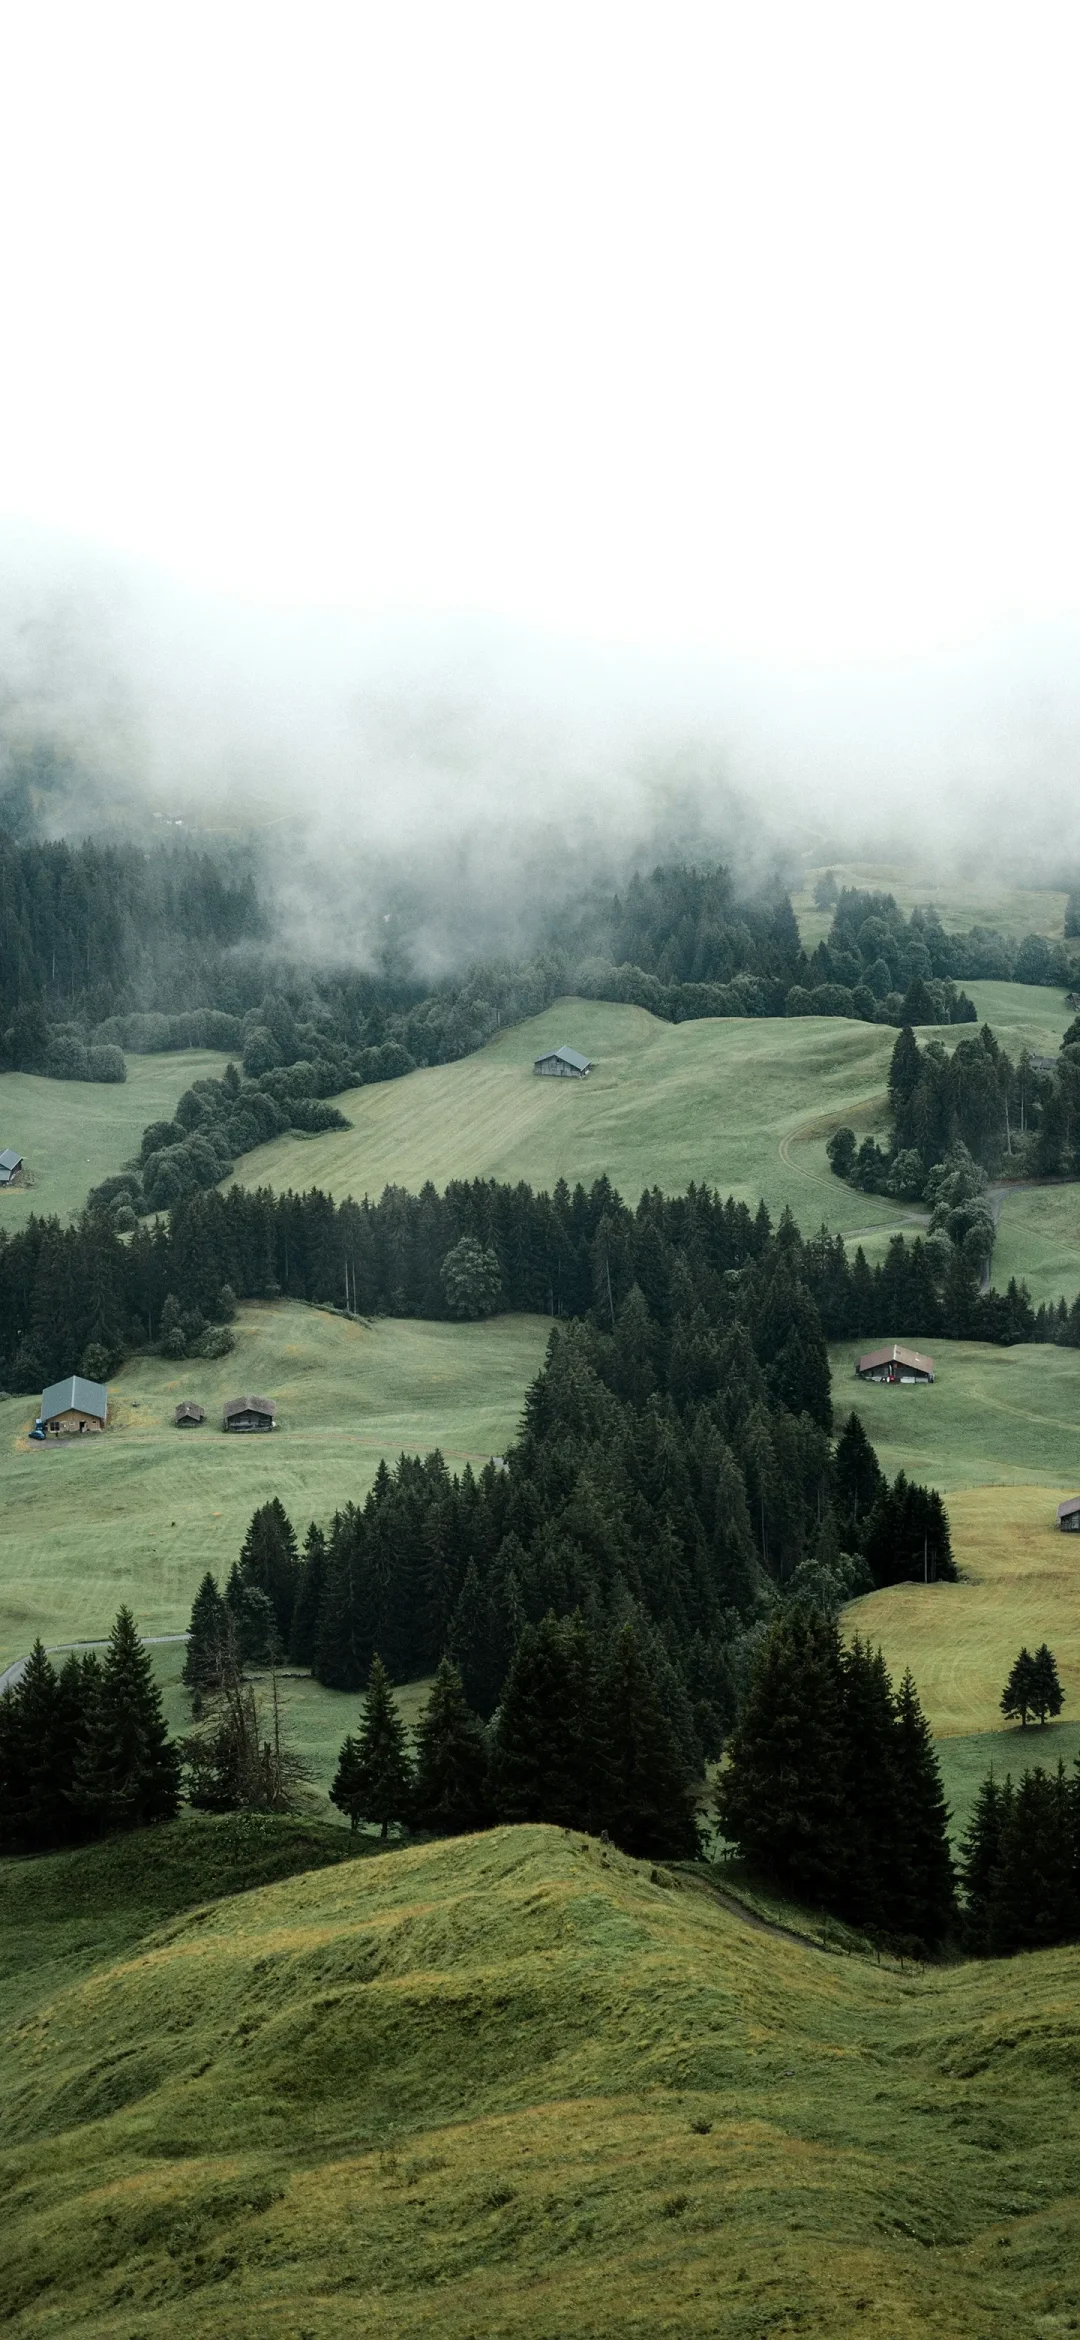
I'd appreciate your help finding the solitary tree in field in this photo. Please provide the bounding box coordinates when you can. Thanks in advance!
[1031,1644,1065,1727]
[1000,1647,1039,1729]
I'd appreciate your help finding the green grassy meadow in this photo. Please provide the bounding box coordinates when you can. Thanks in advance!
[223,988,1080,1294]
[0,1300,550,1669]
[5,1819,1080,2338]
[0,1050,233,1228]
[791,860,1076,951]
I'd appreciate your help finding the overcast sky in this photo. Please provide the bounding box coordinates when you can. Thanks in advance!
[3,0,1078,668]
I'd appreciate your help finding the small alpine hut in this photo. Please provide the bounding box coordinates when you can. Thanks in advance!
[1057,1496,1080,1533]
[534,1044,592,1079]
[223,1394,276,1433]
[0,1149,23,1187]
[39,1375,108,1435]
[174,1401,205,1427]
[856,1343,935,1385]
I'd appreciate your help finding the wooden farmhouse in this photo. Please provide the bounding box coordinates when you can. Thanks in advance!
[534,1044,592,1079]
[38,1375,108,1435]
[223,1394,276,1433]
[856,1344,935,1385]
[0,1148,23,1187]
[1057,1497,1080,1533]
[174,1401,205,1427]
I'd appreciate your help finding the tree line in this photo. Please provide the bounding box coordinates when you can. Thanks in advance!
[0,1611,180,1852]
[0,1164,1066,1400]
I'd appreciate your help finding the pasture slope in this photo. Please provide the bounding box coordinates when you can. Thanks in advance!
[791,859,1076,951]
[0,1050,233,1228]
[4,1821,1080,2339]
[0,1301,550,1671]
[223,987,1079,1298]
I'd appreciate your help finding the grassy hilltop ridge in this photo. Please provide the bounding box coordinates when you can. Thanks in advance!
[4,1821,1080,2339]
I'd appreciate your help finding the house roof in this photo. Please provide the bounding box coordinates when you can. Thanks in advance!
[857,1344,935,1377]
[174,1401,205,1422]
[0,1148,22,1173]
[1057,1496,1080,1520]
[535,1045,592,1071]
[40,1374,108,1421]
[223,1393,276,1419]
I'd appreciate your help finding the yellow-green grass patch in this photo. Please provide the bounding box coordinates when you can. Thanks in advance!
[846,1485,1080,1738]
[6,1822,1080,2337]
[0,1049,233,1228]
[0,1300,550,1668]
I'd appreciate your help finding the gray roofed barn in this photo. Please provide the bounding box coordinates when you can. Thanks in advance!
[534,1044,592,1078]
[39,1375,108,1432]
[0,1149,23,1186]
[223,1394,276,1431]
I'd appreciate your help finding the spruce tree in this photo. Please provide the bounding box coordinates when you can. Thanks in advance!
[329,1654,413,1838]
[989,1764,1079,1954]
[959,1772,1009,1954]
[288,1523,328,1666]
[238,1498,300,1645]
[715,1611,847,1904]
[411,1658,491,1835]
[599,1621,700,1860]
[1001,1647,1039,1729]
[490,1615,599,1830]
[891,1670,956,1949]
[837,1639,904,1932]
[0,1642,61,1850]
[183,1571,227,1690]
[71,1607,181,1832]
[225,1563,280,1664]
[1031,1644,1065,1726]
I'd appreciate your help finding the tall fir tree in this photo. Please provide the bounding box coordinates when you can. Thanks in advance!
[288,1523,328,1666]
[183,1571,228,1690]
[716,1611,847,1906]
[491,1614,599,1830]
[329,1653,413,1837]
[1031,1643,1065,1726]
[959,1772,1010,1954]
[238,1498,301,1645]
[599,1621,700,1860]
[71,1607,181,1832]
[988,1764,1079,1954]
[411,1658,491,1835]
[890,1669,956,1948]
[1001,1647,1039,1729]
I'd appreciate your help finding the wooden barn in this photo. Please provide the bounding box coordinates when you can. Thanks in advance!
[0,1149,23,1187]
[38,1375,108,1435]
[856,1344,935,1385]
[223,1394,276,1433]
[534,1044,592,1078]
[174,1401,205,1427]
[1057,1496,1080,1532]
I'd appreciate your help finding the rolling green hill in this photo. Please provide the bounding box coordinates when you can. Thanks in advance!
[0,1049,233,1228]
[0,1301,550,1669]
[222,988,1078,1294]
[4,1820,1080,2339]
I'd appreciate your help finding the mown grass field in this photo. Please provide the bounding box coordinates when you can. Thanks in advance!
[834,1338,1080,1752]
[5,1819,1080,2339]
[0,1300,549,1670]
[0,1049,233,1228]
[222,983,1074,1260]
